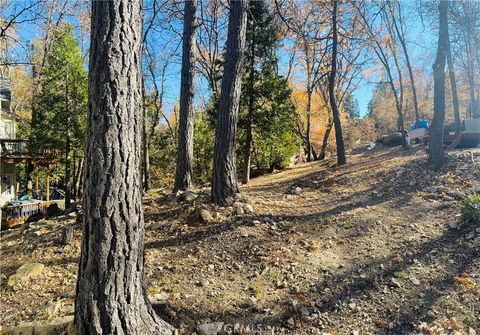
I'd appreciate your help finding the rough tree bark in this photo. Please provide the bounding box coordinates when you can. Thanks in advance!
[428,0,448,171]
[174,0,198,192]
[447,37,461,133]
[211,0,247,204]
[75,1,174,334]
[329,0,346,166]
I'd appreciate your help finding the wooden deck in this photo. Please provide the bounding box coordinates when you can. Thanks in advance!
[446,132,480,150]
[423,132,480,150]
[1,199,65,229]
[0,139,61,165]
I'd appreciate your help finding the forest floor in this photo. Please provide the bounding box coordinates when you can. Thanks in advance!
[1,144,480,335]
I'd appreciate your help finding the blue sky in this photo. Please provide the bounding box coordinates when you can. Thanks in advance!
[5,1,438,119]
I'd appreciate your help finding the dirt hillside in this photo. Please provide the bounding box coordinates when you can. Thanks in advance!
[1,145,479,335]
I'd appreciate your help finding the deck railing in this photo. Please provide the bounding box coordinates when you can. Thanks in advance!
[1,199,65,229]
[0,139,61,160]
[0,139,27,157]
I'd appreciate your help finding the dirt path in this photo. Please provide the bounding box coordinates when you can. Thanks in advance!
[1,146,479,334]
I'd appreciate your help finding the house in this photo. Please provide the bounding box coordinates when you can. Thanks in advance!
[1,64,63,228]
[0,73,17,206]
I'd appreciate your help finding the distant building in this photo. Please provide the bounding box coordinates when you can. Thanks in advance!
[0,23,61,226]
[0,73,17,206]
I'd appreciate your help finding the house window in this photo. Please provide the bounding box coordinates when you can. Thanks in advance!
[1,119,13,138]
[1,175,12,195]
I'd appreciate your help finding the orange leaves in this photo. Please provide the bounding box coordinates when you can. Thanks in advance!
[381,34,391,46]
[454,273,478,292]
[374,319,388,328]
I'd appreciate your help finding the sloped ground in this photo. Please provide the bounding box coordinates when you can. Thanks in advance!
[1,145,479,334]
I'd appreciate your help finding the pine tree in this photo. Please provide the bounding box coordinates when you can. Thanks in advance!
[174,0,198,192]
[240,0,297,183]
[32,24,87,206]
[211,0,248,204]
[75,1,173,333]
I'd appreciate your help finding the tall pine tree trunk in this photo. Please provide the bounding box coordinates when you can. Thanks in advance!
[447,37,461,133]
[75,1,173,333]
[329,0,346,166]
[428,0,448,171]
[174,0,198,192]
[211,0,247,204]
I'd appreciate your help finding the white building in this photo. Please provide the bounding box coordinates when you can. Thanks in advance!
[0,74,17,206]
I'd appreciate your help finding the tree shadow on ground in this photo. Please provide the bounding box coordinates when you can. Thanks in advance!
[145,146,478,334]
[153,220,478,334]
[244,145,425,195]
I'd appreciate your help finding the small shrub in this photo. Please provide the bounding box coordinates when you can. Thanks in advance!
[463,314,478,329]
[249,283,266,300]
[461,194,480,222]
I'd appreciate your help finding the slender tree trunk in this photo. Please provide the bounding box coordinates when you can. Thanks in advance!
[305,88,313,162]
[73,157,83,200]
[447,37,461,133]
[462,2,479,119]
[242,23,255,184]
[142,96,150,192]
[387,70,406,146]
[428,0,448,171]
[211,0,247,204]
[372,39,406,146]
[312,145,318,160]
[75,1,173,334]
[77,158,84,199]
[465,36,476,119]
[242,118,253,184]
[329,0,346,166]
[142,84,150,192]
[72,157,77,200]
[319,117,333,160]
[403,51,420,125]
[390,44,404,129]
[391,3,420,125]
[356,2,406,147]
[65,76,71,208]
[174,0,198,192]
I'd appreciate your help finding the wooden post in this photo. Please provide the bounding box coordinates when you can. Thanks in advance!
[46,165,50,203]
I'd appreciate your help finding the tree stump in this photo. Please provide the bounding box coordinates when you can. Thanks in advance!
[61,226,74,246]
